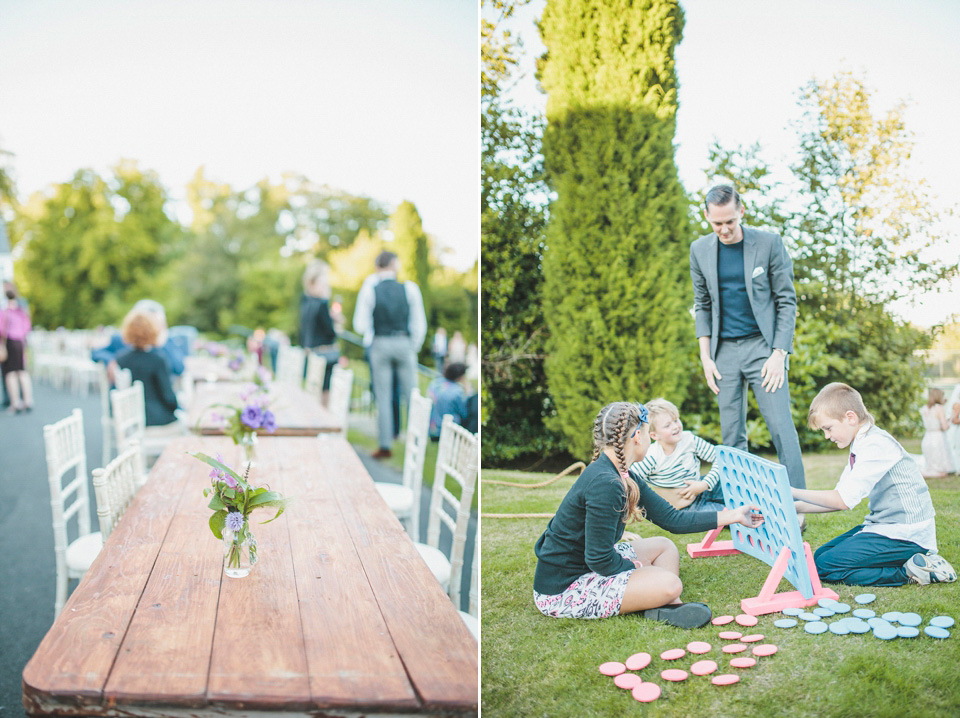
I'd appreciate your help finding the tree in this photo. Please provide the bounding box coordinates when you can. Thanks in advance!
[390,200,432,319]
[700,70,952,446]
[539,0,693,458]
[17,164,182,328]
[481,0,561,462]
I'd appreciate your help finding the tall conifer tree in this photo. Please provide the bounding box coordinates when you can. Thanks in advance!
[540,0,693,457]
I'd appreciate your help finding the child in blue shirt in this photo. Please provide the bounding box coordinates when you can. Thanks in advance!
[427,362,472,438]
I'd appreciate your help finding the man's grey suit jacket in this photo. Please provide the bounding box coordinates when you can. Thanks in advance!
[689,226,797,361]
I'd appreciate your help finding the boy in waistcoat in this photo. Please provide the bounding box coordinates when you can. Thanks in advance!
[793,382,956,586]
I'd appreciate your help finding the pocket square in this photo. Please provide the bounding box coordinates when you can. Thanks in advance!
[751,266,765,278]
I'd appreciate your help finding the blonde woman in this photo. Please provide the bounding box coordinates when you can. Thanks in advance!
[299,260,339,404]
[920,388,952,478]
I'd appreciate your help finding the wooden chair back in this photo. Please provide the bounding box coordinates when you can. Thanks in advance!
[92,442,142,539]
[328,365,354,431]
[304,352,327,399]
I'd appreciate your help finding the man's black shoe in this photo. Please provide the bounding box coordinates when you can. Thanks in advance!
[642,602,712,628]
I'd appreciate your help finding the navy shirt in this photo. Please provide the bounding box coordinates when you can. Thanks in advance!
[717,240,761,339]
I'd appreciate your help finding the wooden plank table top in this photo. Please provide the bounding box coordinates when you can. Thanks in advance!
[23,435,478,717]
[187,381,342,435]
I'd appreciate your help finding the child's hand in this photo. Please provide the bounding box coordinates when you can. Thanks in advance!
[678,480,709,501]
[734,505,764,528]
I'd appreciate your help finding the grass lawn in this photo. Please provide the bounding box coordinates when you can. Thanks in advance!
[480,444,960,718]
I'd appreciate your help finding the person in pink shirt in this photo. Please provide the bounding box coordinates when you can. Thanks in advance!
[0,282,34,413]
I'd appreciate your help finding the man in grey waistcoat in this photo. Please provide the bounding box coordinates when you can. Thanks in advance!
[689,185,806,493]
[353,250,427,459]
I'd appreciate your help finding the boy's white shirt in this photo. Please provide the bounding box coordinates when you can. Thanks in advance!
[632,431,717,489]
[837,423,937,551]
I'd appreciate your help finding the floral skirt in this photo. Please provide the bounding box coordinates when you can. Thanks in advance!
[533,542,636,619]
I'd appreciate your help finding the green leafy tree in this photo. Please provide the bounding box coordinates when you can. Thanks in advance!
[539,0,694,458]
[700,70,949,446]
[481,0,561,462]
[17,164,181,328]
[390,200,432,319]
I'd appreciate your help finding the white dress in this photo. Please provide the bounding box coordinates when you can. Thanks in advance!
[946,385,960,474]
[920,405,952,475]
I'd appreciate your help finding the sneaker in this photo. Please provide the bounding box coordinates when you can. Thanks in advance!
[642,602,712,628]
[904,552,957,585]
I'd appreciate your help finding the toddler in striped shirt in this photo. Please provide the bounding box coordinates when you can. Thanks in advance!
[628,398,726,511]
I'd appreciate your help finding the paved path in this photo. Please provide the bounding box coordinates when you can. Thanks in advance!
[0,382,475,717]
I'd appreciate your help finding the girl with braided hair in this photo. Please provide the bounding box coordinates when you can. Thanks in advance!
[533,401,764,626]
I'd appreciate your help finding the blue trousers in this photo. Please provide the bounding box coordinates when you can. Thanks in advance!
[814,524,923,587]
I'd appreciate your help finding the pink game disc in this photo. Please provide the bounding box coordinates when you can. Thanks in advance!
[740,634,764,643]
[599,661,626,676]
[690,660,718,676]
[752,644,778,657]
[625,652,651,671]
[718,631,742,640]
[735,614,759,627]
[687,641,712,654]
[660,648,686,661]
[661,669,689,682]
[729,657,757,668]
[614,673,643,689]
[721,643,747,654]
[711,615,735,625]
[712,674,741,686]
[632,682,662,702]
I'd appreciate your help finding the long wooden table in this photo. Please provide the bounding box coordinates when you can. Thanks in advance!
[187,381,341,435]
[23,435,478,716]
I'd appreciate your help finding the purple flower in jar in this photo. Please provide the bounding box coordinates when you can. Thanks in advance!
[228,355,244,371]
[241,405,263,428]
[225,511,245,532]
[222,472,238,489]
[261,409,276,433]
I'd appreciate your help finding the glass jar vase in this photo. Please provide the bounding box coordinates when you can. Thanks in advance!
[222,526,257,578]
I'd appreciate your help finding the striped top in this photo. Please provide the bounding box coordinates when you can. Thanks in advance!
[628,431,721,490]
[838,424,936,550]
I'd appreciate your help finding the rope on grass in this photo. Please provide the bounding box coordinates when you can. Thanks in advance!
[481,461,585,519]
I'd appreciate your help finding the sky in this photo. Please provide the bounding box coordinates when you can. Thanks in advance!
[496,0,960,327]
[0,0,479,271]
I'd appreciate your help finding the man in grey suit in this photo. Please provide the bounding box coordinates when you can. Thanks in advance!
[690,185,806,493]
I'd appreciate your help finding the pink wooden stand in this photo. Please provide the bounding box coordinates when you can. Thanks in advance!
[739,542,838,615]
[686,527,740,558]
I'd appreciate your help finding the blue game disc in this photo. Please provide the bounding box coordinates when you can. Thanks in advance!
[852,608,875,619]
[813,607,835,617]
[831,603,851,614]
[854,593,876,604]
[930,616,955,628]
[774,618,798,628]
[804,621,828,634]
[897,626,920,638]
[881,612,902,623]
[828,622,850,635]
[924,626,951,639]
[817,598,838,608]
[899,613,922,627]
[799,612,821,622]
[867,617,887,628]
[782,607,804,616]
[873,624,898,640]
[847,620,871,634]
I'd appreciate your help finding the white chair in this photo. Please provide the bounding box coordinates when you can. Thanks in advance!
[43,409,103,618]
[274,344,306,387]
[375,389,432,542]
[414,414,478,609]
[328,365,354,431]
[98,364,132,467]
[459,533,478,640]
[92,442,142,539]
[109,381,150,482]
[304,352,328,400]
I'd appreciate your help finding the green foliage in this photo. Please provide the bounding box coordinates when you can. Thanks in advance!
[539,0,694,459]
[390,200,432,318]
[481,0,563,463]
[16,164,183,328]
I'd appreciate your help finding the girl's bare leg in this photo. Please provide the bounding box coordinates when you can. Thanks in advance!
[618,537,683,615]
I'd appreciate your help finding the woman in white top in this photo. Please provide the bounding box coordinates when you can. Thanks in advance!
[946,384,960,474]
